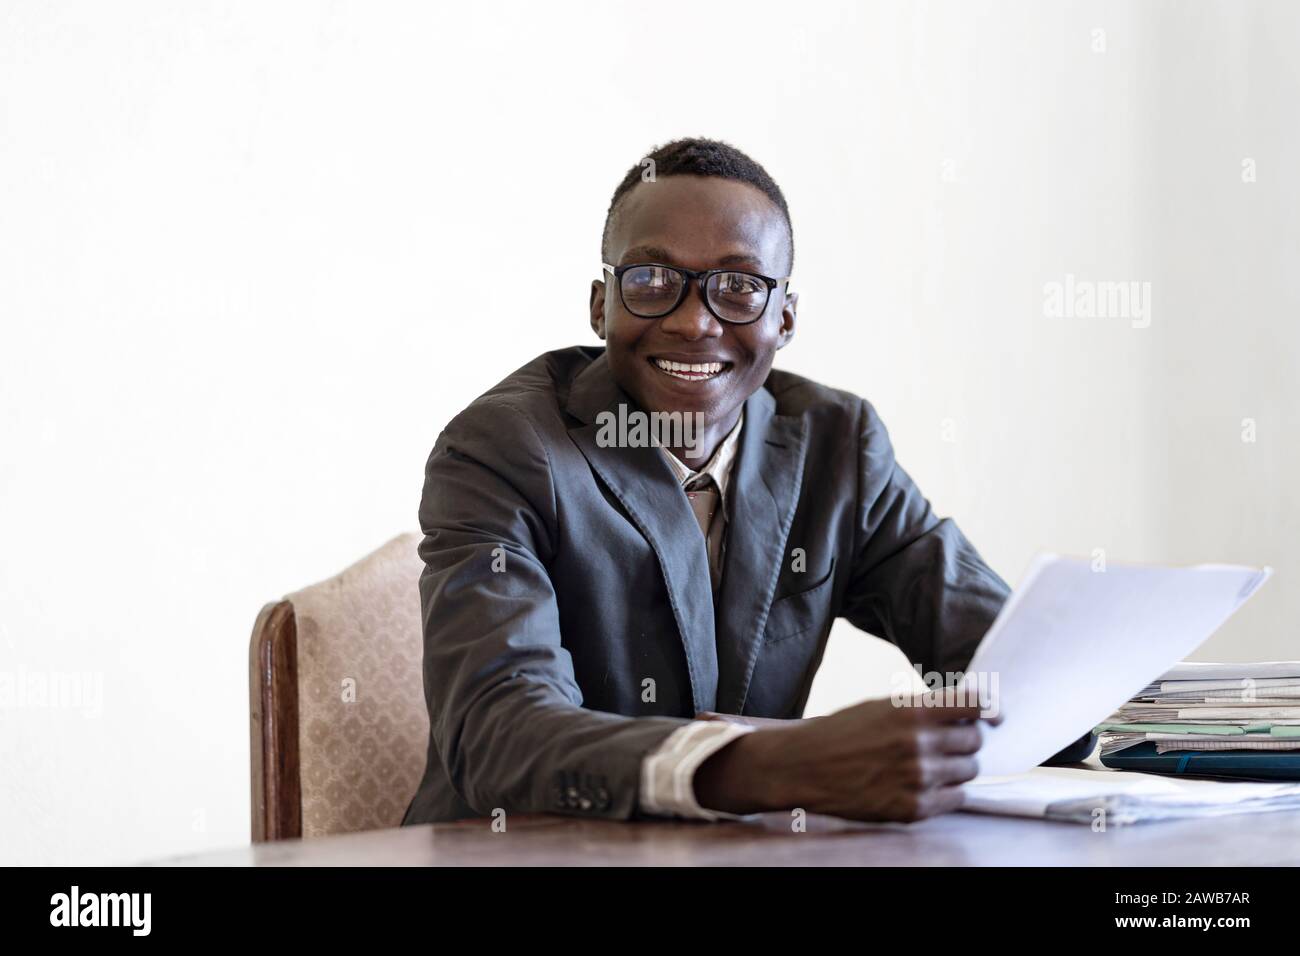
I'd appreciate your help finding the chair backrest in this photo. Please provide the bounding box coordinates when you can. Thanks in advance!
[249,532,427,841]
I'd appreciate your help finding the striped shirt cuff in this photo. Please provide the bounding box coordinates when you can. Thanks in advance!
[639,720,759,821]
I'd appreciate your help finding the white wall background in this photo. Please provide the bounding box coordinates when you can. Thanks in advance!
[1,0,1295,865]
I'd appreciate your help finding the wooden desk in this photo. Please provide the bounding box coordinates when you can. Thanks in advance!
[158,807,1300,866]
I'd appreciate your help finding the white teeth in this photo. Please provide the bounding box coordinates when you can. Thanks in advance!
[652,358,724,378]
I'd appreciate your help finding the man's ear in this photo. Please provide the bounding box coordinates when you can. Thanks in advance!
[775,290,797,350]
[590,279,607,339]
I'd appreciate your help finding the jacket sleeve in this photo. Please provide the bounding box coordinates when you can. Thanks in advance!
[839,399,1011,679]
[417,397,690,819]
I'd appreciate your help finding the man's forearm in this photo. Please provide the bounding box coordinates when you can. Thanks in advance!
[691,725,803,815]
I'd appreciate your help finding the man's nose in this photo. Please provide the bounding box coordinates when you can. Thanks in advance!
[658,288,721,340]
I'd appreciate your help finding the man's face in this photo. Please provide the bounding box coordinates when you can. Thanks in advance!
[590,176,797,429]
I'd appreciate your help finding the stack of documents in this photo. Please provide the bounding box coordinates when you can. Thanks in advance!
[964,766,1300,824]
[1097,662,1300,756]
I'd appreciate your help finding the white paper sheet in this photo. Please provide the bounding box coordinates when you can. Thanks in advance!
[1159,661,1300,682]
[959,554,1271,777]
[963,766,1300,823]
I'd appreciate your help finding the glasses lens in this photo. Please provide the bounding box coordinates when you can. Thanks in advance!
[620,265,684,317]
[706,272,769,323]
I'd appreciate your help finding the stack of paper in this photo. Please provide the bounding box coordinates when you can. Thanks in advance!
[964,766,1300,824]
[1097,662,1300,755]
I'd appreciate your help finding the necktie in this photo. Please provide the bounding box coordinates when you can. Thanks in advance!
[684,474,724,591]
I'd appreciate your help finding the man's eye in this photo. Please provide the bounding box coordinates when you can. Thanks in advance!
[721,274,761,294]
[628,267,675,290]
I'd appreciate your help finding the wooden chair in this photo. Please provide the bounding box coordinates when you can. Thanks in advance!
[249,532,428,841]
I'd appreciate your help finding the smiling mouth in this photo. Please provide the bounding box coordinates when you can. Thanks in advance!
[648,357,732,382]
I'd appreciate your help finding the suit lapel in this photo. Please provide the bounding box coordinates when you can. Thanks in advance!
[565,353,719,714]
[714,386,808,714]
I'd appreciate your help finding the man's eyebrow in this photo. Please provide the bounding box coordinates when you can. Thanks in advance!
[619,245,766,269]
[619,245,679,265]
[714,252,765,268]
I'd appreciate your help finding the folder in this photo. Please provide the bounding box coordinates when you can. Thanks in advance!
[1101,742,1300,781]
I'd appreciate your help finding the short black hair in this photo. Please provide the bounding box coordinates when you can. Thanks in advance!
[601,137,794,270]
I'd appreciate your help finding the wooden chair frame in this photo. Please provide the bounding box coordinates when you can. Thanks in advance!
[248,600,302,842]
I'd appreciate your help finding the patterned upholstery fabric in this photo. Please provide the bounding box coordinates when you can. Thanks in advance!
[287,532,427,838]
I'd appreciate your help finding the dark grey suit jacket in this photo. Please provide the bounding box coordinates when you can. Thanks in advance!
[401,346,1010,825]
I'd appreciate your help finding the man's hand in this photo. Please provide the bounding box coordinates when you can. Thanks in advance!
[692,696,995,823]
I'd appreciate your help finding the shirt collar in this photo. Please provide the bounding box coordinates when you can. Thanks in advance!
[659,409,745,503]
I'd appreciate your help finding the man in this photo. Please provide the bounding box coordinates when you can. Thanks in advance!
[402,138,1060,827]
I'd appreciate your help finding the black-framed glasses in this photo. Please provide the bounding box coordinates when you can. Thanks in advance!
[602,262,791,325]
